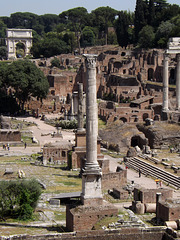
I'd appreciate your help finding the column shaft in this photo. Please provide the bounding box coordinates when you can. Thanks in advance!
[77,83,84,131]
[163,54,169,111]
[176,54,180,111]
[84,55,99,169]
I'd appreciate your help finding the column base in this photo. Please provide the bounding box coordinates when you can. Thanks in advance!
[81,168,103,206]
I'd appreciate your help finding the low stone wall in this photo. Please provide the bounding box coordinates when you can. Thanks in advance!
[102,170,127,189]
[0,130,21,142]
[0,227,166,240]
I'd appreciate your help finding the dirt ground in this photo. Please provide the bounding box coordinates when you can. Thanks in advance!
[0,115,179,236]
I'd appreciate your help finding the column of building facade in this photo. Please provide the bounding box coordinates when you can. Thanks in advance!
[176,54,180,111]
[81,54,102,205]
[84,54,100,170]
[162,53,169,111]
[77,83,84,131]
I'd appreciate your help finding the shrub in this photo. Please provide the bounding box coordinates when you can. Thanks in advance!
[0,179,41,220]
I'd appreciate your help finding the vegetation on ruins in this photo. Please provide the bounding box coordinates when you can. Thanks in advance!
[0,60,49,113]
[0,0,179,58]
[0,179,41,220]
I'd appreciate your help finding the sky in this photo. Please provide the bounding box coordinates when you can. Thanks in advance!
[0,0,179,17]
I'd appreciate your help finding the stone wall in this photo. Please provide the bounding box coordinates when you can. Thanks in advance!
[66,204,118,232]
[101,170,127,189]
[157,199,180,221]
[134,187,173,204]
[0,227,166,240]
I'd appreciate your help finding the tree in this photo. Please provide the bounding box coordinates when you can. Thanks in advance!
[148,0,155,26]
[116,11,134,48]
[134,0,148,42]
[59,7,89,54]
[0,20,7,46]
[91,7,118,45]
[0,46,7,60]
[5,60,49,110]
[138,25,155,48]
[31,33,70,58]
[170,14,180,37]
[0,179,41,220]
[155,21,175,48]
[80,26,96,47]
[51,57,60,68]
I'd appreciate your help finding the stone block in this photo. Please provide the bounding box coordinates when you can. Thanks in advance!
[49,199,60,206]
[145,203,156,213]
[135,201,145,214]
[165,221,178,230]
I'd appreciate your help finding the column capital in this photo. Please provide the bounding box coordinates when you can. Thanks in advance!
[164,52,169,61]
[177,53,180,61]
[83,54,98,69]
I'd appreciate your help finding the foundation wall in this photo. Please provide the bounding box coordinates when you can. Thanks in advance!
[0,228,166,240]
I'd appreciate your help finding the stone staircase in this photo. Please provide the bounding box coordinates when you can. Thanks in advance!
[126,157,180,189]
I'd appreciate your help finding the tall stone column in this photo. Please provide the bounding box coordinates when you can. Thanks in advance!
[81,54,103,205]
[70,94,74,120]
[176,54,180,111]
[162,53,169,111]
[77,83,84,131]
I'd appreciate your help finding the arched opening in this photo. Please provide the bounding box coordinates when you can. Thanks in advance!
[169,68,175,85]
[121,52,126,56]
[143,113,149,121]
[16,42,25,58]
[132,115,138,122]
[120,117,127,123]
[154,114,160,121]
[148,68,154,81]
[131,135,147,149]
[114,61,122,69]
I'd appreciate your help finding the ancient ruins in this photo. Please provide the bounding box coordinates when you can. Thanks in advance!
[6,28,33,59]
[0,38,180,240]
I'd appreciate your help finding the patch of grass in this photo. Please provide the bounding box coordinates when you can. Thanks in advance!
[54,211,66,221]
[60,181,79,186]
[93,215,119,230]
[98,118,106,129]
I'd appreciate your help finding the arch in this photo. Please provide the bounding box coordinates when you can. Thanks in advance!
[120,117,127,123]
[142,113,149,121]
[6,28,32,59]
[16,41,26,58]
[154,114,160,121]
[148,68,154,81]
[131,135,147,149]
[114,61,122,69]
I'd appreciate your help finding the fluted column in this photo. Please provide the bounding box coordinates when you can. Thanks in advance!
[84,54,99,170]
[176,54,180,111]
[77,83,84,131]
[162,53,169,111]
[81,54,102,205]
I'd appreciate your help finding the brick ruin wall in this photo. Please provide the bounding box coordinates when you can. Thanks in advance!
[0,130,21,142]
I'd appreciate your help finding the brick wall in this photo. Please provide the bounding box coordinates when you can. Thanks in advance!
[0,130,21,142]
[66,204,118,232]
[134,188,173,204]
[102,170,127,189]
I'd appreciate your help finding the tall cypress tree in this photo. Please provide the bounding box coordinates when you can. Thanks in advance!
[148,0,155,26]
[116,11,130,48]
[134,0,148,42]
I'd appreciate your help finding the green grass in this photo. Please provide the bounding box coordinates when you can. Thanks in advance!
[98,118,107,129]
[93,215,119,230]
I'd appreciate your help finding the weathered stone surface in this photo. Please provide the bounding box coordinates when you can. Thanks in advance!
[137,122,180,149]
